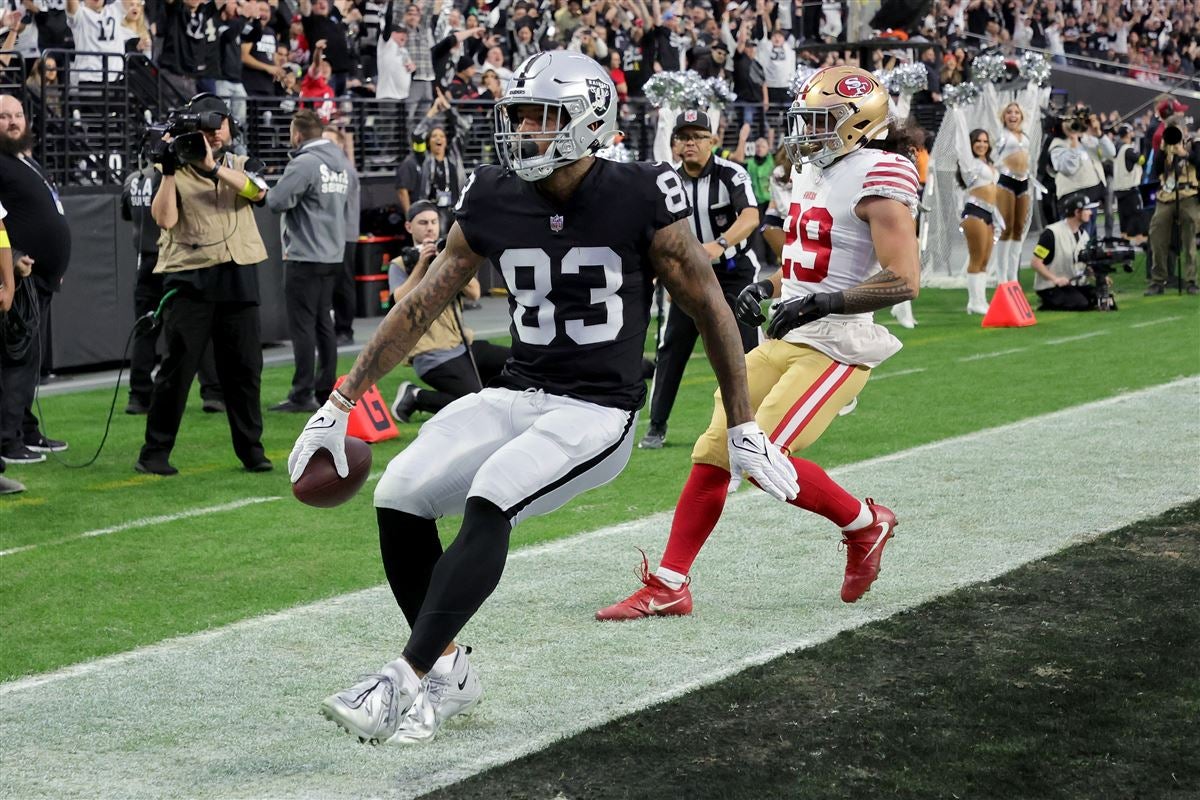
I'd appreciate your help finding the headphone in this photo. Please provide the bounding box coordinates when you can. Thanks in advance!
[186,92,243,140]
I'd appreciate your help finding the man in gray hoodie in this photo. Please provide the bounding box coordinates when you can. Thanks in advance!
[266,109,351,412]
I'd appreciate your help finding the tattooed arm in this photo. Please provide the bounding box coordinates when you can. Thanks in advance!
[766,196,918,338]
[339,222,484,400]
[649,218,754,428]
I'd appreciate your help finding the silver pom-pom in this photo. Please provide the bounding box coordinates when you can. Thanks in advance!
[970,52,1007,84]
[644,70,723,109]
[1018,51,1052,86]
[881,63,928,96]
[705,77,737,108]
[943,82,981,107]
[789,66,819,97]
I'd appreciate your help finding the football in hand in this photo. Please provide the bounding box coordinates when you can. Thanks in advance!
[292,436,373,508]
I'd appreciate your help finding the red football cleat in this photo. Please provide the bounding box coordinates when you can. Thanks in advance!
[596,551,693,621]
[840,499,897,603]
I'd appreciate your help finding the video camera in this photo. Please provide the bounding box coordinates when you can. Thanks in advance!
[143,109,225,166]
[1163,116,1194,147]
[1071,237,1138,311]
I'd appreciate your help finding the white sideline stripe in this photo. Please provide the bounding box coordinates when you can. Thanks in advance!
[0,497,282,558]
[0,377,1197,800]
[1130,315,1183,329]
[1047,331,1109,345]
[958,347,1027,362]
[871,367,927,380]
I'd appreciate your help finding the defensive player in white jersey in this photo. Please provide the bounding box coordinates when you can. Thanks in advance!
[598,66,921,620]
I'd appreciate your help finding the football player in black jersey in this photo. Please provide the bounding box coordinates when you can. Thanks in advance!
[287,50,798,746]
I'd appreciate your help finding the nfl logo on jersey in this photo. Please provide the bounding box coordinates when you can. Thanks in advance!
[550,215,564,232]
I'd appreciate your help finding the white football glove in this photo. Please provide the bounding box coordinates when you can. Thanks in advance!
[287,400,351,483]
[727,421,799,502]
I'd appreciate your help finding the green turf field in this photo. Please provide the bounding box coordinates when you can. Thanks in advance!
[1,266,1197,682]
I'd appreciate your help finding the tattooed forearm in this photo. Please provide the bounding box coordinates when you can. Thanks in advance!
[340,242,479,400]
[841,268,916,314]
[650,219,754,426]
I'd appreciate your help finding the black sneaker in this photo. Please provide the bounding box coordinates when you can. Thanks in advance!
[202,398,227,414]
[390,382,419,423]
[135,458,179,476]
[25,435,68,453]
[638,425,667,450]
[269,398,319,413]
[244,458,274,473]
[2,445,47,464]
[125,397,150,415]
[1144,283,1165,296]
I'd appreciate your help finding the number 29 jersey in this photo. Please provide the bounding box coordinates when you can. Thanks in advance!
[777,147,920,367]
[455,159,691,410]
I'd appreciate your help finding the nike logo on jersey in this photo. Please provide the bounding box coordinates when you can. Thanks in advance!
[305,416,337,430]
[864,520,893,559]
[647,597,686,613]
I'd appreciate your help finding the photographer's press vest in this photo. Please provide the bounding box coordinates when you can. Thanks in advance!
[1034,220,1086,292]
[155,152,269,273]
[1157,151,1198,203]
[1111,143,1141,193]
[1052,138,1106,198]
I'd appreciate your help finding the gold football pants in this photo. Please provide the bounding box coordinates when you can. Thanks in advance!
[692,339,870,470]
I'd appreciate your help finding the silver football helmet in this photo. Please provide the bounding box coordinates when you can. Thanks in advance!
[494,51,619,181]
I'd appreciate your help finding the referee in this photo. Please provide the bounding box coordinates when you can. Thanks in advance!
[640,110,762,450]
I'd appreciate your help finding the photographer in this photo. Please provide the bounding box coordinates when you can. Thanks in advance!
[384,201,509,424]
[1030,194,1098,312]
[136,94,272,477]
[1145,117,1199,296]
[1048,110,1115,239]
[1110,125,1147,246]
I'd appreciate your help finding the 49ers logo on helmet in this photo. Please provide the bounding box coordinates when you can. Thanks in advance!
[834,75,874,98]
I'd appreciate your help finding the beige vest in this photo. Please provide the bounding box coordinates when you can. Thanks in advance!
[1111,144,1142,192]
[155,153,269,272]
[1157,151,1198,203]
[1034,220,1086,292]
[407,300,475,363]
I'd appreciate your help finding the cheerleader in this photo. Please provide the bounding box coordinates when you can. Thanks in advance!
[958,127,1001,314]
[993,102,1032,284]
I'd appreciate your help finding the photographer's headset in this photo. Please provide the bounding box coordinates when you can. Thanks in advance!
[184,92,243,141]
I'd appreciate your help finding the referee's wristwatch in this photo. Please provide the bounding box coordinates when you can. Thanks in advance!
[717,235,730,250]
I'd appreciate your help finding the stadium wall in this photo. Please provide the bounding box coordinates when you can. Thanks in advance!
[1049,64,1200,119]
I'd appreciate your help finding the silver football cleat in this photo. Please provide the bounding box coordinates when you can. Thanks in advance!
[319,673,417,745]
[388,645,482,744]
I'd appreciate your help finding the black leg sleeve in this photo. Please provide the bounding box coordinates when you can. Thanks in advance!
[377,506,443,628]
[403,497,511,673]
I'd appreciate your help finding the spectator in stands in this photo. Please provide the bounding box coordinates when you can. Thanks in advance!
[122,0,153,58]
[398,0,437,128]
[299,0,351,95]
[414,93,465,232]
[241,0,285,98]
[732,26,766,137]
[386,200,509,424]
[66,0,129,83]
[652,8,687,72]
[158,0,220,98]
[22,56,60,118]
[480,45,511,88]
[446,54,478,99]
[29,0,70,56]
[376,24,414,101]
[287,13,311,67]
[322,125,359,346]
[136,93,271,476]
[266,108,350,412]
[300,37,336,121]
[477,67,502,99]
[553,0,584,45]
[0,94,71,465]
[759,25,795,110]
[120,158,225,415]
[215,0,250,120]
[2,3,39,76]
[607,49,627,101]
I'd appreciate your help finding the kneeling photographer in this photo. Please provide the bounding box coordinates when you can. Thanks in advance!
[1030,194,1100,312]
[385,201,510,424]
[136,94,273,477]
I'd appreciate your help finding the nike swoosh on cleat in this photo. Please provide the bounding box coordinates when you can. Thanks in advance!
[864,521,893,559]
[457,676,468,691]
[647,597,686,614]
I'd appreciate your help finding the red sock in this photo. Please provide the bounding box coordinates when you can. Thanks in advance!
[659,463,730,576]
[786,457,861,527]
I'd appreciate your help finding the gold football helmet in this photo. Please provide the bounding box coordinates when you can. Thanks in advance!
[784,66,890,169]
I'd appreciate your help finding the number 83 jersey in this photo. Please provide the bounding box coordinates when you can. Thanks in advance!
[455,159,691,410]
[778,148,920,366]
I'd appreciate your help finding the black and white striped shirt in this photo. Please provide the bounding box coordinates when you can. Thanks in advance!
[676,154,758,269]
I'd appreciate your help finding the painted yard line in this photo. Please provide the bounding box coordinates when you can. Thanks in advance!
[1130,315,1184,329]
[871,367,927,380]
[1046,331,1109,345]
[958,347,1028,362]
[0,378,1196,800]
[0,497,282,558]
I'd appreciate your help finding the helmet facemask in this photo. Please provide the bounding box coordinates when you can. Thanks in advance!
[494,95,611,181]
[783,104,853,167]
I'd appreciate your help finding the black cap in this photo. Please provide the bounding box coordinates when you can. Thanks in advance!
[456,55,476,73]
[1061,192,1100,216]
[672,109,712,138]
[187,93,232,119]
[407,200,439,222]
[712,41,729,53]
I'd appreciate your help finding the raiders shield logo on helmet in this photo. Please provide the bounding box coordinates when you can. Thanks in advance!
[834,75,874,98]
[586,78,612,115]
